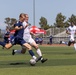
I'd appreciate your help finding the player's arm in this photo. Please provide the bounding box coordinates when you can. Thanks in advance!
[30,32,34,35]
[14,26,23,30]
[14,23,23,30]
[75,30,76,34]
[30,32,36,36]
[66,30,71,35]
[75,27,76,34]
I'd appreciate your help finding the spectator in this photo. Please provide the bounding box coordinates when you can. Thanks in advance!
[4,28,10,43]
[35,36,39,44]
[39,37,43,45]
[49,35,53,45]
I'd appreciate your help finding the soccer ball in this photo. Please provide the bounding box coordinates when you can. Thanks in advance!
[29,59,36,66]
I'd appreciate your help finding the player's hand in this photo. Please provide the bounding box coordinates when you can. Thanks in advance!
[20,26,23,29]
[33,33,36,36]
[30,32,36,36]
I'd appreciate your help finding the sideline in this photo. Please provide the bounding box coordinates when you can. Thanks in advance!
[39,44,73,47]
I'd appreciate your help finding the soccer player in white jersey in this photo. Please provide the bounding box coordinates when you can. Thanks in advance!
[60,22,76,50]
[66,22,76,46]
[12,14,47,63]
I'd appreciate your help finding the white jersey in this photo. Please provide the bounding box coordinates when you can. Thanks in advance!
[23,21,35,44]
[67,25,76,41]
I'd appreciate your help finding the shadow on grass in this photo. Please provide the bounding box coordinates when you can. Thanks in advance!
[0,60,30,68]
[10,62,26,65]
[0,59,76,68]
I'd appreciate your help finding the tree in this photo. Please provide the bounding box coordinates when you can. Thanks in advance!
[4,17,10,27]
[54,13,66,28]
[4,17,17,30]
[64,21,69,27]
[39,17,50,30]
[0,29,2,38]
[67,14,76,25]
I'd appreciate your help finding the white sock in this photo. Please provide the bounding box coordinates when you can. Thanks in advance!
[33,56,37,60]
[36,48,42,57]
[62,41,65,44]
[14,50,22,54]
[62,41,68,45]
[74,43,76,50]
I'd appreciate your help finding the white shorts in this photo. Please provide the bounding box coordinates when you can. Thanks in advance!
[69,35,75,42]
[23,37,35,45]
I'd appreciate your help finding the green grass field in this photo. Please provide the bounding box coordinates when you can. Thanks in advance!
[0,45,76,75]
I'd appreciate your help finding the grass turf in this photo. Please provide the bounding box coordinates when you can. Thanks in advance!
[0,45,76,75]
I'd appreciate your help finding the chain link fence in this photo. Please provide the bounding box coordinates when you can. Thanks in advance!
[38,28,76,44]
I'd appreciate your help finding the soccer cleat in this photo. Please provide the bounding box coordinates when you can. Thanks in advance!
[41,58,48,63]
[2,47,4,49]
[36,56,42,62]
[12,49,15,55]
[60,41,62,44]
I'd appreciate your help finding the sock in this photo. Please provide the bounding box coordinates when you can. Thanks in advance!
[29,50,37,60]
[65,42,68,45]
[36,48,42,57]
[0,41,5,47]
[62,41,68,45]
[41,57,43,60]
[36,48,44,61]
[32,56,37,60]
[74,43,76,50]
[14,50,22,54]
[62,41,65,44]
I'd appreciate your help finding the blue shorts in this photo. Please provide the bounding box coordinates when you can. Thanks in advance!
[10,36,26,45]
[4,40,9,43]
[4,37,10,43]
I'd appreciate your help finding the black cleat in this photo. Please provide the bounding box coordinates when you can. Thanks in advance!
[41,58,48,63]
[36,56,42,62]
[60,41,62,44]
[2,47,4,49]
[12,49,15,55]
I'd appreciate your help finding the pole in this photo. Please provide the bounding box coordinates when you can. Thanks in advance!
[33,0,35,25]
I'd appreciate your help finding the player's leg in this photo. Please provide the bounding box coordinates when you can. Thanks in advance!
[74,43,76,50]
[12,42,38,61]
[29,39,42,57]
[0,41,6,48]
[21,46,27,54]
[60,40,68,45]
[0,41,12,49]
[68,41,72,46]
[23,43,39,61]
[72,41,76,50]
[23,42,46,62]
[31,42,47,63]
[12,45,26,55]
[29,38,47,63]
[68,35,74,46]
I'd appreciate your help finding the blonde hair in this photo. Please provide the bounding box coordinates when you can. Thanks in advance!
[19,13,25,18]
[24,14,28,17]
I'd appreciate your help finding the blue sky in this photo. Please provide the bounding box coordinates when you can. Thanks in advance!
[0,0,76,29]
